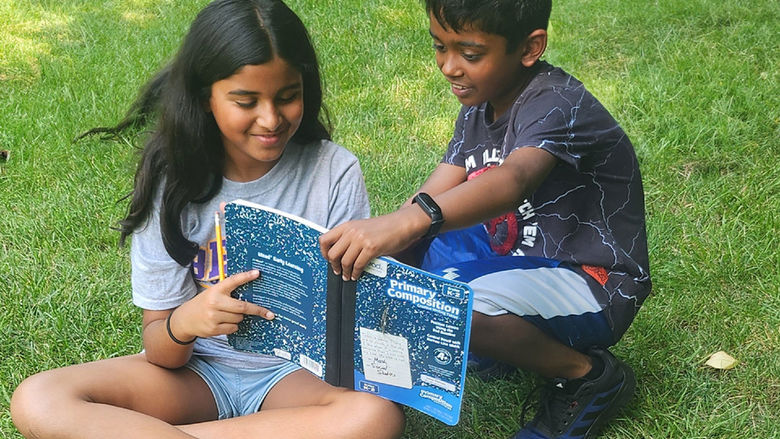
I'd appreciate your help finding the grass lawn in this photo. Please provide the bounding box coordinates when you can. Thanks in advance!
[1,0,778,438]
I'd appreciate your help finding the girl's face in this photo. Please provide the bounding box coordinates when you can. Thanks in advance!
[208,57,304,182]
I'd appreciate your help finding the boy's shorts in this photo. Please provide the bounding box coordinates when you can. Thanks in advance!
[186,355,300,419]
[421,226,622,351]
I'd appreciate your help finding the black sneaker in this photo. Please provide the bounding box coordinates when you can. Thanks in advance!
[512,348,636,439]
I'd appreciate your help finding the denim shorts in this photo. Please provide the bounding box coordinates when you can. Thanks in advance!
[185,355,301,419]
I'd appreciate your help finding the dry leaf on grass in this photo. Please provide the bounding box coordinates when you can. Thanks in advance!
[0,150,8,161]
[705,351,738,370]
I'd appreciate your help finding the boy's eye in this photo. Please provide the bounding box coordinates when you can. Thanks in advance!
[432,42,445,52]
[462,52,481,62]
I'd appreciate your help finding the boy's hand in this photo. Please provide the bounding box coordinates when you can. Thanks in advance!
[171,270,275,340]
[320,207,430,281]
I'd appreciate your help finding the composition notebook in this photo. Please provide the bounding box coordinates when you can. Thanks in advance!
[224,199,474,425]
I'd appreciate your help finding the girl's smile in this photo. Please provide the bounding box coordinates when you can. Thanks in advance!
[208,57,304,182]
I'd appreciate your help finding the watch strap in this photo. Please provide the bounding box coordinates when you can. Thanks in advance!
[412,192,444,240]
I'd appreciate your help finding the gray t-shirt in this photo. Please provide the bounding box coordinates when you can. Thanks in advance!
[131,139,370,369]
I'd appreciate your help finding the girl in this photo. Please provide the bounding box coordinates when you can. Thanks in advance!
[10,1,405,438]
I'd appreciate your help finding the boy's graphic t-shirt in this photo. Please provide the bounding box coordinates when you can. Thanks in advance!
[442,61,651,326]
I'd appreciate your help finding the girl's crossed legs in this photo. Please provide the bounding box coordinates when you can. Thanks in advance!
[11,354,404,439]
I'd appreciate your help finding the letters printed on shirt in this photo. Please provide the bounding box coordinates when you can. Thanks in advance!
[464,148,538,256]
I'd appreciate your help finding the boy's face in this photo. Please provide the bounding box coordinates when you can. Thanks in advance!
[428,13,527,119]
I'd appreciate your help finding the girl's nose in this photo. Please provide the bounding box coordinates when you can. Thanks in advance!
[255,101,282,131]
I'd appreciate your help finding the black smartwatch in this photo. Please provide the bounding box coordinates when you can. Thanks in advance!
[412,192,444,240]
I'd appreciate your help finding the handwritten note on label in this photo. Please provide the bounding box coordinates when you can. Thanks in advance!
[359,327,412,388]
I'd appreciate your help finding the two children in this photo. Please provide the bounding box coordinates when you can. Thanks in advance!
[12,0,648,438]
[10,1,404,438]
[320,1,651,438]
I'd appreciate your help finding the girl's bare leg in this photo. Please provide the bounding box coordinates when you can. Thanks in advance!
[180,369,406,439]
[11,354,217,439]
[13,355,404,439]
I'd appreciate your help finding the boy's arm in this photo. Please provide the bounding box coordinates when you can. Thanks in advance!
[320,146,558,280]
[400,163,467,207]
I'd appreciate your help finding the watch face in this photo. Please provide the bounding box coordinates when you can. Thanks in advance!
[414,193,444,239]
[415,193,442,219]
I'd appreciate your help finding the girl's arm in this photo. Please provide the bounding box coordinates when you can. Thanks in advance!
[320,146,558,280]
[141,270,274,369]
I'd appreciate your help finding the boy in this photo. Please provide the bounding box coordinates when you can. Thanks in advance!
[320,1,651,438]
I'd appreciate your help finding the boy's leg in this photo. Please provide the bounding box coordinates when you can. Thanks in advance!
[470,311,635,439]
[11,353,217,439]
[423,234,636,438]
[180,369,405,439]
[471,312,636,439]
[470,312,592,379]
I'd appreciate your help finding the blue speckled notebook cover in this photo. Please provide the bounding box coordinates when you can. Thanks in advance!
[353,257,474,425]
[224,200,473,425]
[225,201,330,378]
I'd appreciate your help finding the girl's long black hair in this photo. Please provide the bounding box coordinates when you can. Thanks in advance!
[82,0,330,266]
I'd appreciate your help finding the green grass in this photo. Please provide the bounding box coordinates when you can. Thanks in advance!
[1,0,778,438]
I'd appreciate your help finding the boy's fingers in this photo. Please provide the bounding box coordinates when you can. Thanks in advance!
[319,228,342,259]
[337,243,363,281]
[351,251,375,281]
[325,237,355,277]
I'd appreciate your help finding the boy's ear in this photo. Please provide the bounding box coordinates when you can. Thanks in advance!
[520,29,548,67]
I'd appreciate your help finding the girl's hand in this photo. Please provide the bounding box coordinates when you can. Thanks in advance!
[319,206,430,281]
[169,270,274,340]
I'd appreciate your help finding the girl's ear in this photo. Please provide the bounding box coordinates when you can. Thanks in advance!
[521,29,548,67]
[202,87,213,113]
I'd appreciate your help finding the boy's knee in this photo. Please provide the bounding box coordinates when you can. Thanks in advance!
[471,312,544,348]
[470,311,494,333]
[471,311,523,337]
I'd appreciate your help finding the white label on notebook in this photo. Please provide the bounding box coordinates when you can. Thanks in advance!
[364,258,388,278]
[359,327,412,389]
[299,353,323,377]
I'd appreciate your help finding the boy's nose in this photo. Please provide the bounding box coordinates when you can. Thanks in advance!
[438,54,460,78]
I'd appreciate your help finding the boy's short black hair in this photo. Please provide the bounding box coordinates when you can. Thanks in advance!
[425,0,552,52]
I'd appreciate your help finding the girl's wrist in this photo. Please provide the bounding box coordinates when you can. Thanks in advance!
[166,308,197,345]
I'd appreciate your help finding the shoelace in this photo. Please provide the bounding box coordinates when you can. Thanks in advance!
[520,378,578,434]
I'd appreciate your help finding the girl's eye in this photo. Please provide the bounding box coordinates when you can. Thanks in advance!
[277,92,300,104]
[236,100,256,108]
